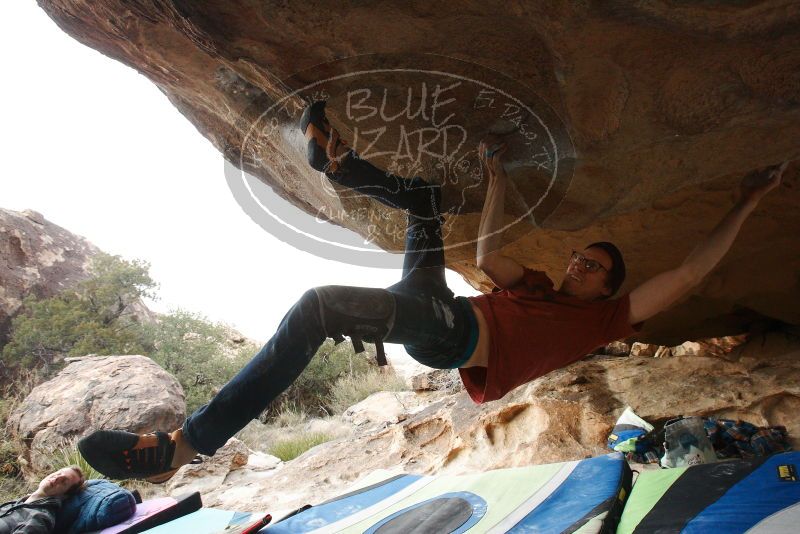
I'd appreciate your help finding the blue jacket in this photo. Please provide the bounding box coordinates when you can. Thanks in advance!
[55,479,136,534]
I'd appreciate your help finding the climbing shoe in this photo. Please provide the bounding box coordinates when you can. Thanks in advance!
[78,429,198,483]
[299,100,349,173]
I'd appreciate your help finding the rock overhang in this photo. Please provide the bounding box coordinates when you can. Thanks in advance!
[37,0,800,343]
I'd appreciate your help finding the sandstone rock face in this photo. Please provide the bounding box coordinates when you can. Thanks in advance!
[38,1,800,344]
[604,341,630,356]
[166,438,262,499]
[342,390,436,429]
[410,369,464,393]
[630,342,658,358]
[628,334,747,359]
[8,355,185,472]
[0,208,98,344]
[166,331,800,515]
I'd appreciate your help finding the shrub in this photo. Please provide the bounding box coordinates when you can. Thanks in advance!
[267,432,331,462]
[0,251,384,422]
[267,339,377,419]
[329,368,408,414]
[0,252,393,493]
[272,403,308,428]
[143,310,257,414]
[0,438,21,479]
[1,253,155,378]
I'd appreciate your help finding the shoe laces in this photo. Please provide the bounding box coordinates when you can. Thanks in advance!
[122,432,174,474]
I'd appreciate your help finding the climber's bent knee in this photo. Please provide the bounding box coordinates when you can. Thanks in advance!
[312,285,396,349]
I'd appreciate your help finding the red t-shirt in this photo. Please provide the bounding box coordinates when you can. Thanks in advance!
[459,268,641,403]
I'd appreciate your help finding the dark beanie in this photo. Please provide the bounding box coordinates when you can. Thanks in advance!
[586,241,626,297]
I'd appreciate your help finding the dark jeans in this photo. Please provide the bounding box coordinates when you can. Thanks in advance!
[183,153,478,455]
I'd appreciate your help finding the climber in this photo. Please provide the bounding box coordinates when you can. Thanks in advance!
[77,101,788,483]
[0,466,85,534]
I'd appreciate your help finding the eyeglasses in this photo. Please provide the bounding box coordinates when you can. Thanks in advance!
[570,251,608,273]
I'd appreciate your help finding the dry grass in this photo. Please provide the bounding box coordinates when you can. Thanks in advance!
[237,368,408,462]
[328,368,408,414]
[272,403,308,428]
[0,369,43,501]
[237,417,334,462]
[235,404,351,462]
[235,419,276,452]
[236,405,311,452]
[267,432,332,462]
[0,475,30,504]
[237,367,408,459]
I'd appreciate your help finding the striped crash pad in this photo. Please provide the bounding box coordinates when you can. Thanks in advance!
[617,451,800,533]
[262,452,631,533]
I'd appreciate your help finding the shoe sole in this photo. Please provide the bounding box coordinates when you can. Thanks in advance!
[78,430,175,481]
[301,101,342,172]
[299,100,329,136]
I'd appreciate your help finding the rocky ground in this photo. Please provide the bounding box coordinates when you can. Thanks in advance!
[7,355,185,473]
[202,328,796,517]
[12,331,792,518]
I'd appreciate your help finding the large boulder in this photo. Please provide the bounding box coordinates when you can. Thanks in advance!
[342,390,434,428]
[7,355,185,472]
[37,1,800,344]
[170,331,800,514]
[0,208,97,344]
[0,208,156,349]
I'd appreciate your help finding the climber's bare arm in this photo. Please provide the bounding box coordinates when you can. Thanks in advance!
[629,162,788,324]
[476,140,525,289]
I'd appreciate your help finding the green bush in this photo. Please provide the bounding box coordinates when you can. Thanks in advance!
[267,339,377,419]
[0,251,387,421]
[0,252,395,492]
[268,432,331,462]
[1,253,155,377]
[143,310,257,414]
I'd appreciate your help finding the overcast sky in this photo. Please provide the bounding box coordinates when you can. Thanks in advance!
[1,3,477,363]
